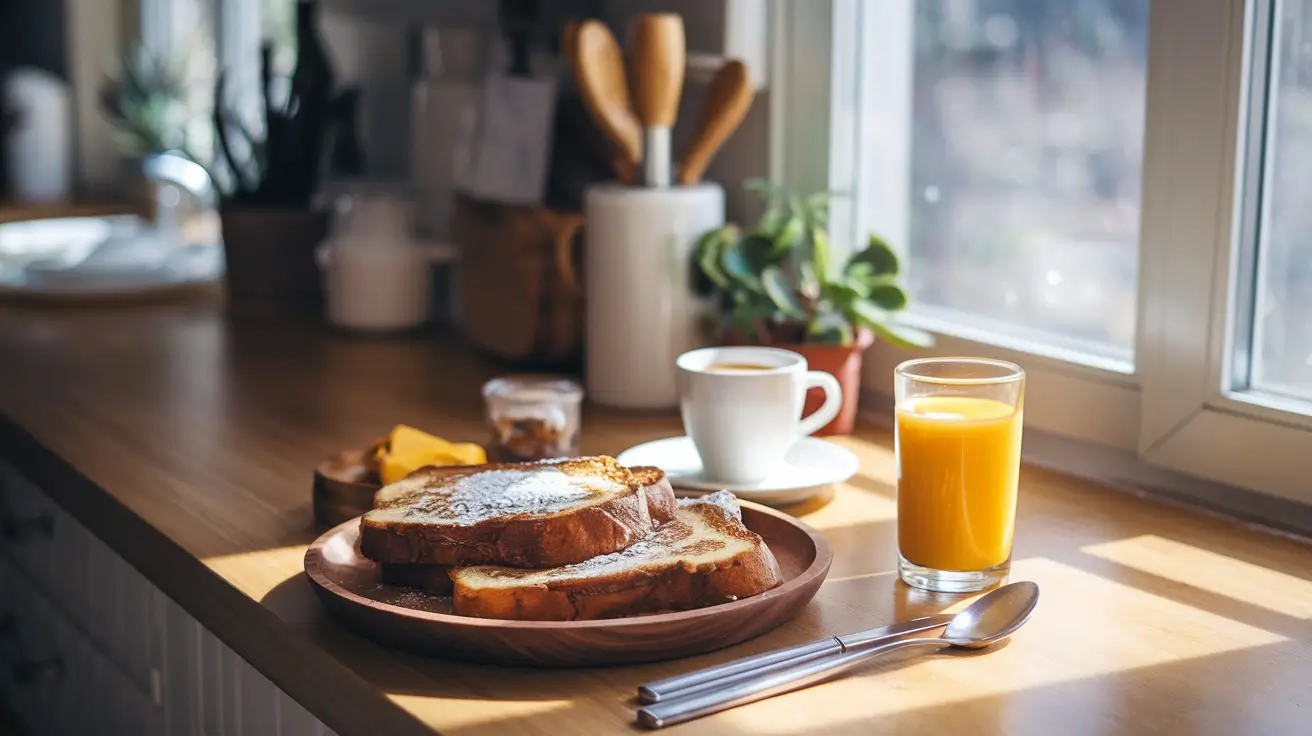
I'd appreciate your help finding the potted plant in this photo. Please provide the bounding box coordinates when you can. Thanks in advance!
[209,0,344,315]
[692,180,933,435]
[100,46,221,239]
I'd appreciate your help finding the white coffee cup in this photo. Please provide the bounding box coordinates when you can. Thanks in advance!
[676,346,843,485]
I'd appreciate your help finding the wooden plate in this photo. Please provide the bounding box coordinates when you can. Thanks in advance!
[303,503,833,667]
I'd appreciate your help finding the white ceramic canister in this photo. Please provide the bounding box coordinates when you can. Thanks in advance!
[317,192,442,332]
[584,183,725,409]
[2,67,72,204]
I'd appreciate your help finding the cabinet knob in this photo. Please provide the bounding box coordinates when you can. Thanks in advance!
[2,512,54,543]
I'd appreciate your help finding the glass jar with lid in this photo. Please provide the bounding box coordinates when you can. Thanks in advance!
[482,376,584,461]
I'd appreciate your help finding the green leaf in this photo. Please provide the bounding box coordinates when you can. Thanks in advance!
[798,261,820,301]
[807,322,854,346]
[693,227,733,293]
[823,280,864,307]
[867,280,908,311]
[761,266,806,319]
[846,233,900,276]
[744,178,783,198]
[771,215,805,257]
[720,236,767,292]
[811,226,831,282]
[839,272,870,299]
[868,321,935,349]
[746,178,788,233]
[729,294,777,340]
[848,298,891,330]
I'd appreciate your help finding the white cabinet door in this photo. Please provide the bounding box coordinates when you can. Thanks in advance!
[1,465,334,736]
[2,552,164,736]
[0,461,163,700]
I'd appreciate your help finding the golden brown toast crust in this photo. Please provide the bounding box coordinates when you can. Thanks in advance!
[359,457,655,567]
[630,465,676,525]
[450,494,783,621]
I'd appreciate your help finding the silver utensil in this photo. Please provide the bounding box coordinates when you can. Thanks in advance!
[637,581,1040,729]
[638,614,954,704]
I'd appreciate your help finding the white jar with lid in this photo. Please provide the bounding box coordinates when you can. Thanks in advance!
[316,189,455,332]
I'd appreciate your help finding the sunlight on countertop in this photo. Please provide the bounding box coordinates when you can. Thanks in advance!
[716,557,1287,734]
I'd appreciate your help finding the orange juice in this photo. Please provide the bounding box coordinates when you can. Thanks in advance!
[896,395,1022,571]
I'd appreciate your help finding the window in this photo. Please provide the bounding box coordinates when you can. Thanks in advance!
[900,2,1148,365]
[1235,0,1312,403]
[140,0,296,169]
[788,0,1312,507]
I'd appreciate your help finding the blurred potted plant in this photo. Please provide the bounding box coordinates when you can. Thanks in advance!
[100,46,200,162]
[210,0,341,315]
[100,47,219,239]
[693,180,933,435]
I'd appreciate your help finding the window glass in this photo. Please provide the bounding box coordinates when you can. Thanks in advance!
[904,0,1150,362]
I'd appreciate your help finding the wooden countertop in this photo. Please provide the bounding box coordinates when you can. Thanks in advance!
[1,303,1310,735]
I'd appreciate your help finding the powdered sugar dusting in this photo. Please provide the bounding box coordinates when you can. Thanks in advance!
[679,490,741,521]
[397,468,619,525]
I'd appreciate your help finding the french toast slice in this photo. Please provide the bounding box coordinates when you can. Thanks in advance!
[374,465,677,591]
[450,491,783,621]
[360,456,657,568]
[630,465,677,525]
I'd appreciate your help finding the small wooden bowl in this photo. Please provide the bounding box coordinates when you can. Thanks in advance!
[312,450,380,529]
[303,502,833,667]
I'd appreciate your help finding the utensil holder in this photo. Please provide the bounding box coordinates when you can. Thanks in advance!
[584,183,724,409]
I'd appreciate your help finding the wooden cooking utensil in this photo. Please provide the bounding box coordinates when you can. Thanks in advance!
[631,14,686,188]
[570,20,641,184]
[678,59,754,186]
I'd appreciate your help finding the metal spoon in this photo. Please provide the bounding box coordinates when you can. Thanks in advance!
[637,581,1040,729]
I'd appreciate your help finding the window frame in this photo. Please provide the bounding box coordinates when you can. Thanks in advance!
[779,0,1312,505]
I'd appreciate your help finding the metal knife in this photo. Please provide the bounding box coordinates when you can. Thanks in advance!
[637,614,954,704]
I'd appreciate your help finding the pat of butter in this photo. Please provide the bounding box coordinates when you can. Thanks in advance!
[378,425,487,485]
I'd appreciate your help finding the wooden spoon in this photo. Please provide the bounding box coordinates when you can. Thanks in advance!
[631,14,686,187]
[571,20,642,184]
[678,59,754,186]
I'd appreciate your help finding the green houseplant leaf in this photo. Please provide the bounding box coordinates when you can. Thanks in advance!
[866,320,935,349]
[692,226,734,294]
[692,180,931,352]
[720,232,774,292]
[845,233,900,276]
[762,266,807,319]
[810,225,831,282]
[771,215,805,257]
[808,321,854,346]
[865,279,908,311]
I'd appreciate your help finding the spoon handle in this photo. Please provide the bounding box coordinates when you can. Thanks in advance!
[637,636,947,729]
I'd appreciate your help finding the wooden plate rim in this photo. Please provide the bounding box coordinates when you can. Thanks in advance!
[303,500,833,631]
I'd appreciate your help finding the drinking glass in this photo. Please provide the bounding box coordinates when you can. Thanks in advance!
[894,358,1025,593]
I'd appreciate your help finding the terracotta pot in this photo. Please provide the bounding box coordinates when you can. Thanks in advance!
[220,206,329,315]
[723,328,873,436]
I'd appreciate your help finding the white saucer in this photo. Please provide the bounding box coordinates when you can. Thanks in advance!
[616,436,859,506]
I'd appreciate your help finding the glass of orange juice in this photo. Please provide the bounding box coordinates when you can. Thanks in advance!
[895,358,1024,593]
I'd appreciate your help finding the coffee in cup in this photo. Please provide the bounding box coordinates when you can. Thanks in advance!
[676,346,842,485]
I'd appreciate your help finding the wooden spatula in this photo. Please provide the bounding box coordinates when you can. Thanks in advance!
[631,14,686,188]
[570,20,641,184]
[678,60,754,186]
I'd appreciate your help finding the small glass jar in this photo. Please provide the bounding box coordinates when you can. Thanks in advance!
[482,376,584,461]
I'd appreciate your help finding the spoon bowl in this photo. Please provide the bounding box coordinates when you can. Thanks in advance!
[941,580,1041,648]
